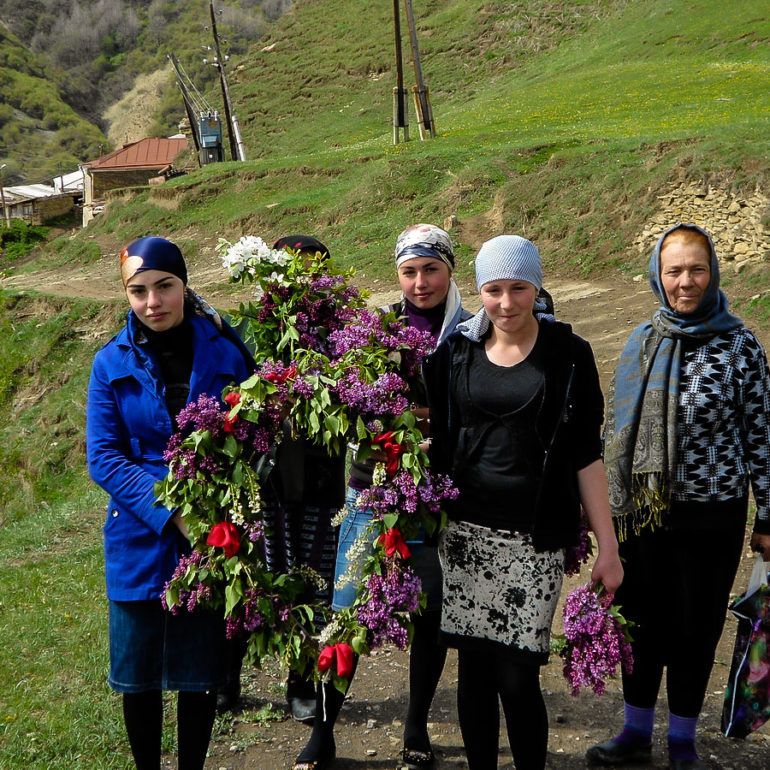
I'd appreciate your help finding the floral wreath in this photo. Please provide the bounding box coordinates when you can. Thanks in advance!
[156,236,630,695]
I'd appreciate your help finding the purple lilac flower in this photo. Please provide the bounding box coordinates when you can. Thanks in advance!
[334,369,410,418]
[175,394,226,437]
[245,521,265,542]
[357,563,422,649]
[561,583,634,696]
[358,470,458,518]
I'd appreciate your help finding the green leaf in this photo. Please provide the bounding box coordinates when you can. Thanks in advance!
[356,415,368,440]
[383,513,398,529]
[223,434,238,458]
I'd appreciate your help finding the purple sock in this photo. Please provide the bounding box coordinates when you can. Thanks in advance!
[614,703,654,745]
[668,713,698,761]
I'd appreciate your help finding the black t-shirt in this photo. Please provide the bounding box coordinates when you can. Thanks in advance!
[451,334,546,530]
[143,321,194,420]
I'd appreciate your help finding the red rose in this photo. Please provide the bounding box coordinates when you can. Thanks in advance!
[207,521,241,558]
[373,432,404,477]
[224,391,241,407]
[223,413,238,433]
[263,364,297,385]
[377,528,411,559]
[318,642,355,679]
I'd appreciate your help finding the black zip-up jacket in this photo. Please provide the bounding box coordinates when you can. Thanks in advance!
[422,320,604,551]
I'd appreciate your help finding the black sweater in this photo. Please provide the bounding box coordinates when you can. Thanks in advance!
[422,320,604,551]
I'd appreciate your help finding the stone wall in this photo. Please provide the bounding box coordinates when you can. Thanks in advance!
[633,182,768,273]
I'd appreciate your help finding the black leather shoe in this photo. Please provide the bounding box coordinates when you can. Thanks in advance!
[586,738,653,766]
[289,695,316,724]
[669,760,707,770]
[292,740,335,770]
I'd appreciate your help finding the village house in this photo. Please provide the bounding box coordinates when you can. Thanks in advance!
[0,183,76,226]
[80,136,188,226]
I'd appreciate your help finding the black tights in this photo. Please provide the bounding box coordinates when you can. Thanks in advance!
[295,656,359,763]
[404,610,448,752]
[122,690,217,770]
[457,649,547,770]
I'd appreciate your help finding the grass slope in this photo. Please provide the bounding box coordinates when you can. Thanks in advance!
[29,0,767,286]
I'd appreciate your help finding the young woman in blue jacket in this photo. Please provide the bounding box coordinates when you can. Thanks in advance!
[86,236,254,770]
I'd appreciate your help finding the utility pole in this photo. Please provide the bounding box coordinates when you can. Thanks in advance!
[0,164,10,228]
[168,54,203,167]
[392,0,409,144]
[209,1,246,161]
[402,0,436,139]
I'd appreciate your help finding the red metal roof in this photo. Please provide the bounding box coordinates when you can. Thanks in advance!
[85,137,188,170]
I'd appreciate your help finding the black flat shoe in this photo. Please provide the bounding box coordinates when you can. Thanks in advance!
[288,695,316,724]
[292,741,336,770]
[586,738,653,766]
[669,760,707,770]
[401,746,435,769]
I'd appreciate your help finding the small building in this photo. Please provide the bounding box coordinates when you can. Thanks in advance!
[0,184,76,225]
[53,170,85,195]
[81,136,188,226]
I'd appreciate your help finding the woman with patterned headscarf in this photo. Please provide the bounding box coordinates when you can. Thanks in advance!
[587,224,770,770]
[86,236,254,769]
[293,224,472,770]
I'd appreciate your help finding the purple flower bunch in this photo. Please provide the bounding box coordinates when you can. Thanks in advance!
[334,368,410,418]
[358,469,459,518]
[161,551,212,615]
[356,563,422,649]
[175,394,227,437]
[560,583,634,696]
[328,309,434,377]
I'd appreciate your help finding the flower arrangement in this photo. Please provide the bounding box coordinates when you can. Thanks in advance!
[216,235,364,361]
[156,237,457,690]
[552,582,634,696]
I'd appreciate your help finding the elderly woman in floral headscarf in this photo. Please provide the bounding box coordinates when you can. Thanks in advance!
[587,224,770,770]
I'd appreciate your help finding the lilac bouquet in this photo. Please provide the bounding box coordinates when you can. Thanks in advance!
[156,235,458,680]
[554,582,634,696]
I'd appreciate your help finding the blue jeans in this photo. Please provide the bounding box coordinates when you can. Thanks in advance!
[331,487,443,612]
[332,487,375,611]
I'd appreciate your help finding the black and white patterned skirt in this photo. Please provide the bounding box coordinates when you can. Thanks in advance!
[438,519,564,663]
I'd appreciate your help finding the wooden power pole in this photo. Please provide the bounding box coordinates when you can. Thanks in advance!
[392,0,409,143]
[209,1,246,161]
[402,0,436,139]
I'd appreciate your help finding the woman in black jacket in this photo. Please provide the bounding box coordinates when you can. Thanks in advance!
[423,235,623,770]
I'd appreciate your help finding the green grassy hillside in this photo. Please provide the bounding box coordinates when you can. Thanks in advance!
[29,0,767,285]
[0,27,106,183]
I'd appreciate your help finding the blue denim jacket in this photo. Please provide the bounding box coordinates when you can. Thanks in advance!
[86,312,253,601]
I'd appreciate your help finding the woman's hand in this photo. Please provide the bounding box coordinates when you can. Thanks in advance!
[750,532,770,560]
[173,513,192,542]
[591,549,624,595]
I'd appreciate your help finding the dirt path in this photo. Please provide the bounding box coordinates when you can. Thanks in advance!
[7,264,768,769]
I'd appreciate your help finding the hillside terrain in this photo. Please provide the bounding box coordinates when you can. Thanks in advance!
[0,1,768,767]
[0,0,287,182]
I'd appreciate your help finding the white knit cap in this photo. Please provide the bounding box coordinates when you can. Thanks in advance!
[474,235,542,292]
